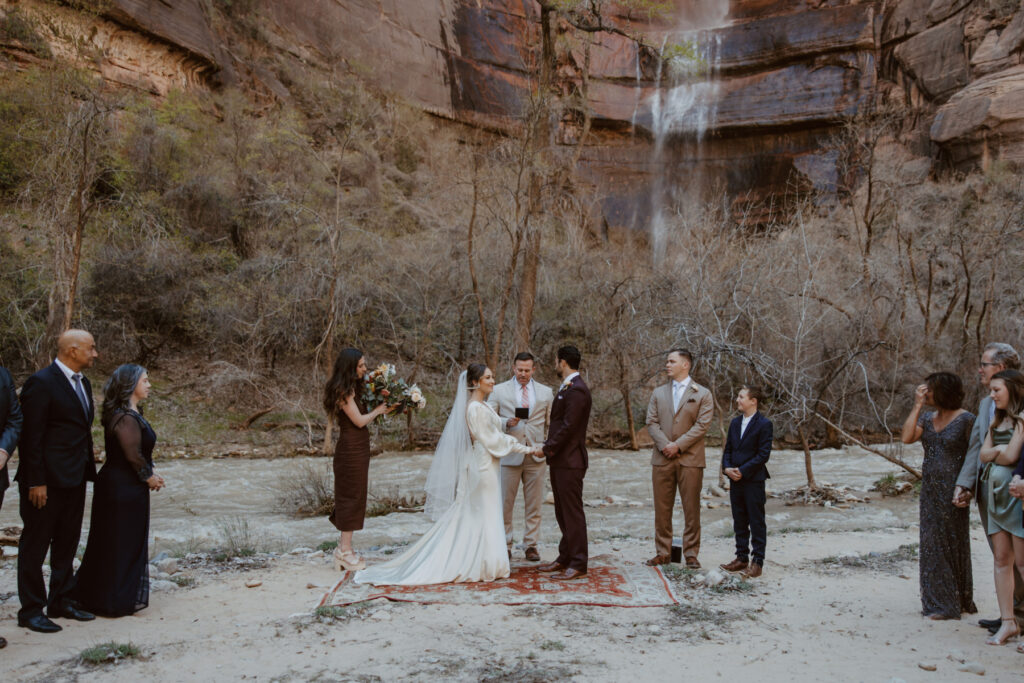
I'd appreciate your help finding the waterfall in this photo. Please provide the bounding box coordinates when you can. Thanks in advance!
[647,2,729,265]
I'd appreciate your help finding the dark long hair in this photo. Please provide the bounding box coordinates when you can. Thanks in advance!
[324,348,363,419]
[101,364,147,429]
[991,369,1024,433]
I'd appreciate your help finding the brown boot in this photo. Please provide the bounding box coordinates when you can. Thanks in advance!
[524,546,541,562]
[743,561,762,578]
[720,558,749,573]
[645,555,671,566]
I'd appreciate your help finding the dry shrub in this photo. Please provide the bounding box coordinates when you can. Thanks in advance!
[275,461,334,517]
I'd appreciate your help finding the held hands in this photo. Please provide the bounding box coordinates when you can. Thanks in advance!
[147,474,166,491]
[506,417,521,428]
[724,467,742,482]
[1009,475,1024,500]
[952,485,973,508]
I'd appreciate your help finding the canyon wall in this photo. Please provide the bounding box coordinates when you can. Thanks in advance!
[2,0,1022,228]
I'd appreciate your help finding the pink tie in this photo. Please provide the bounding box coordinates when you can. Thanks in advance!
[521,383,529,410]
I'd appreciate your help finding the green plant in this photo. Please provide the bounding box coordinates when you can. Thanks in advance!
[314,605,347,619]
[366,487,425,518]
[539,640,566,651]
[80,642,140,665]
[0,9,52,59]
[317,540,338,552]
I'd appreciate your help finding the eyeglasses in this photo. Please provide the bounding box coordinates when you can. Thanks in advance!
[979,362,1001,368]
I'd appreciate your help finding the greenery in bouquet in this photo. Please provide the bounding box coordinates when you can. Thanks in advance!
[362,363,427,421]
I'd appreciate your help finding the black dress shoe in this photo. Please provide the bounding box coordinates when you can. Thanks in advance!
[979,617,1001,632]
[49,604,95,622]
[18,615,62,633]
[0,635,7,648]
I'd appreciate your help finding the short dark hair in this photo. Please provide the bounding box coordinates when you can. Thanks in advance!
[466,363,488,387]
[925,372,965,411]
[557,345,581,370]
[740,385,764,405]
[669,348,693,365]
[513,352,535,364]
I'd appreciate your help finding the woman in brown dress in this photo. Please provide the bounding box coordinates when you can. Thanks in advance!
[323,348,393,571]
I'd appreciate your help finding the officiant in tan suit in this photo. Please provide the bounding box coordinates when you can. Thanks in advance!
[645,349,714,569]
[488,352,553,562]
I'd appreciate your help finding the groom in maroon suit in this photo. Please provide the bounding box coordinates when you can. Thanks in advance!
[537,345,592,580]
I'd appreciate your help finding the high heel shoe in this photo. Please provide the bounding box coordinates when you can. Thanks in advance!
[333,548,366,572]
[985,618,1019,646]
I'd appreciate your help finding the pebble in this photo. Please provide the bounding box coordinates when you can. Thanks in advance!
[151,579,177,592]
[956,662,984,676]
[156,557,179,575]
[289,547,314,555]
[917,662,937,672]
[245,580,262,588]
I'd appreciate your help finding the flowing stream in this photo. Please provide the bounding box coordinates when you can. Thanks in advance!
[0,445,923,557]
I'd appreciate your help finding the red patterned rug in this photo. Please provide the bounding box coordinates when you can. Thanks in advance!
[317,555,677,608]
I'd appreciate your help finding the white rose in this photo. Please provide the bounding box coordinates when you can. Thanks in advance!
[410,390,422,403]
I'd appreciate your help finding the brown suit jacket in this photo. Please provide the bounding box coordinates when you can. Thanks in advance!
[645,379,714,468]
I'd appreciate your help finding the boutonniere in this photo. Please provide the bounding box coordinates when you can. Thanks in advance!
[559,378,572,392]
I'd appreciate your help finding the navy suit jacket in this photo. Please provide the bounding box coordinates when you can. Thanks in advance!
[15,363,96,489]
[721,411,773,482]
[0,366,23,496]
[543,375,592,469]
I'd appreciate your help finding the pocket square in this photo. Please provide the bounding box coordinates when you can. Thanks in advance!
[687,398,697,403]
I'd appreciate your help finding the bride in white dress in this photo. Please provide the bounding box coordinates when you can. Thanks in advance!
[353,364,540,585]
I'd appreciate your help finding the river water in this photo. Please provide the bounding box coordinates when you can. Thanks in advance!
[0,445,922,556]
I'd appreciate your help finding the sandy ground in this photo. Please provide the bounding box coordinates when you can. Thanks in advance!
[1,448,1023,681]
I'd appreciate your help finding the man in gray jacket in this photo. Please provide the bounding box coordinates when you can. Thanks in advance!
[953,342,1022,633]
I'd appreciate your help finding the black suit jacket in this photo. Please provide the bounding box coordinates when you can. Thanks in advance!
[721,411,773,482]
[15,363,96,489]
[0,366,23,495]
[543,374,592,469]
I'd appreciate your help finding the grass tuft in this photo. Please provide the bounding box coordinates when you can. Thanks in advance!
[80,642,140,665]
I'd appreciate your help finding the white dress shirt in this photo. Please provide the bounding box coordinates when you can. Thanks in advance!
[561,371,579,390]
[54,357,81,389]
[740,413,754,438]
[672,377,691,413]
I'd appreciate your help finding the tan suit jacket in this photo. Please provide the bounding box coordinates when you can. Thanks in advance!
[646,379,714,468]
[488,378,552,467]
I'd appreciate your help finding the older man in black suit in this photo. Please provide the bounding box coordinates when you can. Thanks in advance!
[16,330,99,633]
[0,363,24,649]
[720,385,773,579]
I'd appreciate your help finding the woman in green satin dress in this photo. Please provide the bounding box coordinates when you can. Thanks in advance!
[979,369,1024,646]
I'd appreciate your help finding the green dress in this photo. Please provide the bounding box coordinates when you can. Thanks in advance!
[982,427,1024,537]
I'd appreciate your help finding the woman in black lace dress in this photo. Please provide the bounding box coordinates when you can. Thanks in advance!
[901,372,977,619]
[72,364,165,616]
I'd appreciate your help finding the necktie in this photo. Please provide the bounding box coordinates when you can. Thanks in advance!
[673,383,682,412]
[72,373,90,418]
[521,383,530,410]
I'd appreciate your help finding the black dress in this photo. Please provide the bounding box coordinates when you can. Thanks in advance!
[917,410,977,618]
[72,410,156,616]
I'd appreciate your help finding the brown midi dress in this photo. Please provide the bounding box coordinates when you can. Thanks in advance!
[329,403,371,531]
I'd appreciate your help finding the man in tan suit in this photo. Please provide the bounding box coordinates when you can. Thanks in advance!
[645,349,714,568]
[488,352,553,562]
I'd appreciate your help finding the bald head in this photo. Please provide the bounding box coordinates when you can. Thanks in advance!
[57,329,98,371]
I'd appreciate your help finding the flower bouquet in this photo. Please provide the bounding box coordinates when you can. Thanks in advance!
[362,363,427,421]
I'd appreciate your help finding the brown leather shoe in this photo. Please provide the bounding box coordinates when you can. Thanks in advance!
[507,548,512,560]
[525,546,541,562]
[551,568,587,581]
[720,558,748,573]
[685,557,701,569]
[645,555,671,566]
[537,560,566,573]
[743,561,762,578]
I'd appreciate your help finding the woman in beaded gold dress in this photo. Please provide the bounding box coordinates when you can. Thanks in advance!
[978,369,1024,646]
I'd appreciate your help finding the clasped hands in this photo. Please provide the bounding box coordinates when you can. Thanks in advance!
[1010,476,1024,500]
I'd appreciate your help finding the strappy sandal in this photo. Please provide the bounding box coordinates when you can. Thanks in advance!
[333,548,366,572]
[985,618,1019,646]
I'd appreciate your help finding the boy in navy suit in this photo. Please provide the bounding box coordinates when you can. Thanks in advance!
[720,386,772,578]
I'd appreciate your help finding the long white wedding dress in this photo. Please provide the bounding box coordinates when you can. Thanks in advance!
[353,399,530,585]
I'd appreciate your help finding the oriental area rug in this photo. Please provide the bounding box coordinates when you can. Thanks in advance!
[317,555,677,608]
